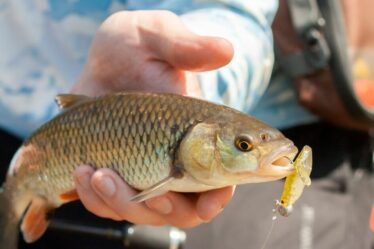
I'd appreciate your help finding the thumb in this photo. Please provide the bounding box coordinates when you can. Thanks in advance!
[142,12,234,71]
[168,35,234,72]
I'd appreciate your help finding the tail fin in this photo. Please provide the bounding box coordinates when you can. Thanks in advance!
[0,186,19,249]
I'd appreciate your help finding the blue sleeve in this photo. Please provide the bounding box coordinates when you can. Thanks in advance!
[0,0,278,138]
[181,0,278,113]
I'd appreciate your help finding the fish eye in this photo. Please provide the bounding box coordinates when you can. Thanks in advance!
[235,136,253,152]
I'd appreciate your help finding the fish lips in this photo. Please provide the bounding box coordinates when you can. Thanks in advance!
[258,143,299,178]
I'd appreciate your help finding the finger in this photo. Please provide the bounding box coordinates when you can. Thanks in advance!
[74,165,122,220]
[140,11,234,71]
[196,186,236,221]
[163,35,234,72]
[90,168,167,225]
[145,192,204,228]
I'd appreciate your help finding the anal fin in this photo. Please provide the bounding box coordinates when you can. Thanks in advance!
[21,197,53,243]
[59,189,79,202]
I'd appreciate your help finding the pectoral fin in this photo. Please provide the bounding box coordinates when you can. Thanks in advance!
[21,197,53,243]
[130,176,176,202]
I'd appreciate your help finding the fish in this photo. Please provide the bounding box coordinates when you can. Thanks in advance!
[0,92,299,248]
[275,145,313,216]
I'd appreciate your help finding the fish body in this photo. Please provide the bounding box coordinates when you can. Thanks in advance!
[276,145,313,216]
[1,92,298,247]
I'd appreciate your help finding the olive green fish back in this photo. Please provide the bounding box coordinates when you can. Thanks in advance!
[18,93,227,197]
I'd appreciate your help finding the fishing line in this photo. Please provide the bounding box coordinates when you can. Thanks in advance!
[259,202,279,249]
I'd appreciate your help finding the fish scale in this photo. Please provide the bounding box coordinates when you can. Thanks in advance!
[13,93,216,199]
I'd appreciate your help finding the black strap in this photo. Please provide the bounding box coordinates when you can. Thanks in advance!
[277,0,331,78]
[288,0,322,35]
[318,0,374,125]
[277,0,374,127]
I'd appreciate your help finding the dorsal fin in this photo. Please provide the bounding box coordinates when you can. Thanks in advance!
[55,94,90,109]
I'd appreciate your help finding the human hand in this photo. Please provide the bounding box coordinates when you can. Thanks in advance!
[71,10,235,228]
[74,166,235,228]
[72,10,233,97]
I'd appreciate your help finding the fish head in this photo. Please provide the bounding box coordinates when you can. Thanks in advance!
[178,112,298,187]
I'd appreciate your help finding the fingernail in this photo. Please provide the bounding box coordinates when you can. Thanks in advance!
[94,175,116,197]
[147,197,173,215]
[75,172,91,190]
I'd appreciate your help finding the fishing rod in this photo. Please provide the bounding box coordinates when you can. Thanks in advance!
[49,219,186,249]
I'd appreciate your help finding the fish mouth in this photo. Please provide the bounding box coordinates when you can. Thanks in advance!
[258,142,298,178]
